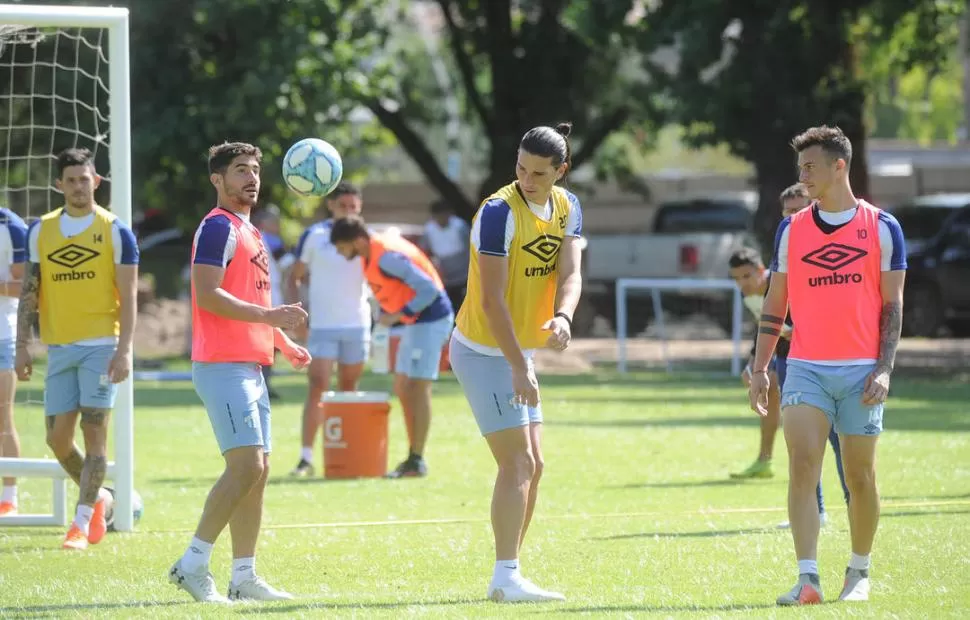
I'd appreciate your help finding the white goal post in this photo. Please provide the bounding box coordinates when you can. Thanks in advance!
[615,277,745,375]
[0,4,134,530]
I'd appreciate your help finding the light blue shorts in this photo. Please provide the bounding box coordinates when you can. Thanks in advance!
[782,360,883,436]
[307,327,369,365]
[45,344,118,416]
[395,315,454,380]
[192,362,272,454]
[0,338,14,370]
[449,336,543,436]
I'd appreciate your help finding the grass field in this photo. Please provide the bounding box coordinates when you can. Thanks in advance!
[0,364,968,618]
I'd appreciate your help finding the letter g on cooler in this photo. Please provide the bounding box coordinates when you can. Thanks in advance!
[324,416,347,448]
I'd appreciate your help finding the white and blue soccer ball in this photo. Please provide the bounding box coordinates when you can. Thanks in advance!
[104,486,144,531]
[282,138,343,197]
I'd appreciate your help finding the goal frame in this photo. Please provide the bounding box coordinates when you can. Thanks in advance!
[0,4,134,531]
[615,277,745,376]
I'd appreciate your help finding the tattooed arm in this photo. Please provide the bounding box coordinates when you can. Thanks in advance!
[876,271,905,375]
[14,262,39,380]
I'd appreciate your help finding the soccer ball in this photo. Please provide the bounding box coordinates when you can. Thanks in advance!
[103,486,144,532]
[282,138,343,197]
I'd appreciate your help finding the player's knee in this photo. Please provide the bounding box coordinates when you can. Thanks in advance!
[225,450,266,489]
[787,449,821,486]
[843,462,876,494]
[45,428,72,458]
[532,454,545,482]
[499,449,536,484]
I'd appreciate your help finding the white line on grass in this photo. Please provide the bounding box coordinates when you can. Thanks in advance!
[150,499,970,534]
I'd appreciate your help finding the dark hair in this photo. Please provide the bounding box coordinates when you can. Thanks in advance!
[56,147,95,178]
[207,142,262,175]
[329,214,371,245]
[519,122,572,169]
[328,182,361,201]
[728,247,764,269]
[790,125,852,167]
[779,183,809,202]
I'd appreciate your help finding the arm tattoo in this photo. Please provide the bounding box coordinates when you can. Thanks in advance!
[79,454,108,506]
[760,314,784,325]
[15,262,40,349]
[759,326,781,336]
[877,300,903,373]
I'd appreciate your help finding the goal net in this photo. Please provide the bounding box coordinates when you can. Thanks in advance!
[614,278,747,375]
[0,4,134,531]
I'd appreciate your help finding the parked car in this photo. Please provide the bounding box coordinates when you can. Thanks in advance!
[902,204,970,337]
[887,193,970,256]
[579,192,757,335]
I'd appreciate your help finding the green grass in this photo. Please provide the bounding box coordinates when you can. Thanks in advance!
[1,368,968,618]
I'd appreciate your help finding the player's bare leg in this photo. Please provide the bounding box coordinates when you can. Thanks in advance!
[0,369,20,515]
[387,374,431,478]
[292,358,332,476]
[337,362,364,391]
[777,404,829,605]
[70,408,112,547]
[484,425,563,602]
[226,455,292,601]
[519,422,544,552]
[837,434,879,601]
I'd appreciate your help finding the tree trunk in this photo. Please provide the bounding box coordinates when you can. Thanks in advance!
[751,152,792,260]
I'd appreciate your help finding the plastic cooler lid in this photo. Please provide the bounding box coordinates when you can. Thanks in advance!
[321,391,391,403]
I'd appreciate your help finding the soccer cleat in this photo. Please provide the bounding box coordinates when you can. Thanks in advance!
[289,459,314,477]
[62,524,88,550]
[839,567,870,601]
[228,577,294,601]
[385,455,428,479]
[776,573,823,606]
[487,575,566,603]
[87,490,112,545]
[777,511,827,530]
[0,501,17,516]
[730,459,774,479]
[168,560,232,604]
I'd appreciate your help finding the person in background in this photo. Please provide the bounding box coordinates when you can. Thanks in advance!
[422,199,470,313]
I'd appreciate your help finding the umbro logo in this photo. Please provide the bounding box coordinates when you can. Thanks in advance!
[800,243,867,272]
[521,234,562,264]
[250,249,270,276]
[47,243,99,269]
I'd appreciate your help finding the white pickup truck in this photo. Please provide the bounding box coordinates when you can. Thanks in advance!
[577,192,758,336]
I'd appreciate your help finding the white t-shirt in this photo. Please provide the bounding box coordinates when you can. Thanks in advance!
[28,210,139,346]
[424,215,469,259]
[297,220,370,329]
[0,209,27,341]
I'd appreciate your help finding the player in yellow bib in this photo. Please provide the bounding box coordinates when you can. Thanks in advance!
[449,123,583,603]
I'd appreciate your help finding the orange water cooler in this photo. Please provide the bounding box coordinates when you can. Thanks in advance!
[321,391,391,479]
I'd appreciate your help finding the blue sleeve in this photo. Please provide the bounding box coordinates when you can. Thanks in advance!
[565,191,583,236]
[878,211,907,271]
[4,211,27,263]
[193,215,232,267]
[478,199,511,256]
[378,251,441,316]
[114,220,140,265]
[769,217,791,273]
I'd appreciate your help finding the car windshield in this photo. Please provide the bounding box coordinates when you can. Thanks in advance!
[891,205,961,242]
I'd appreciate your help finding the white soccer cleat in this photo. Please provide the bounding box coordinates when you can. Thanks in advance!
[839,568,870,601]
[168,560,232,604]
[487,575,566,603]
[228,576,294,602]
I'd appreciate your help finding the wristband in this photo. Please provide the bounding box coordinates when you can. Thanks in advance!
[554,312,572,328]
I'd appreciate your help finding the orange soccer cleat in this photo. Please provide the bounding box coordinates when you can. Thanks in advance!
[62,524,89,550]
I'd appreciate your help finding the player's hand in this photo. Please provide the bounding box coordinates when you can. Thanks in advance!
[511,363,540,408]
[541,316,571,351]
[266,302,307,329]
[379,312,403,327]
[108,347,132,383]
[862,366,891,405]
[14,348,32,381]
[283,343,312,370]
[748,370,770,416]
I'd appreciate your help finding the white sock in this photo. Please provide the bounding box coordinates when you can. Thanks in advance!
[300,447,313,463]
[1,485,16,505]
[231,556,257,586]
[493,559,520,584]
[73,504,95,534]
[797,559,818,576]
[181,537,214,574]
[849,553,871,570]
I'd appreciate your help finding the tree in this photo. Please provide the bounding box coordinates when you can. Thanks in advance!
[355,1,661,218]
[639,0,964,253]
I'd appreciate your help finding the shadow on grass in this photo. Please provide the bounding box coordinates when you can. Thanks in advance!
[597,526,775,541]
[538,602,779,614]
[0,600,188,616]
[607,479,770,490]
[883,492,970,501]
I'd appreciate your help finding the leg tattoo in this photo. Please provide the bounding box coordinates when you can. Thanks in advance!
[59,449,85,486]
[79,454,108,506]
